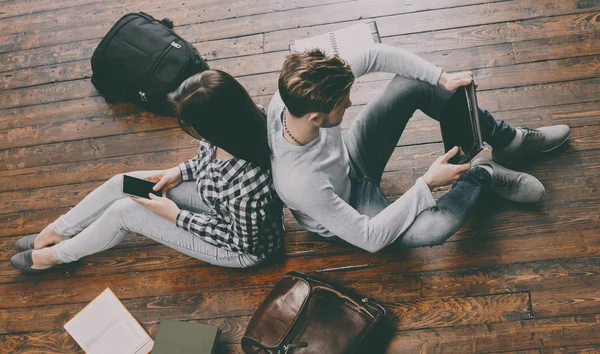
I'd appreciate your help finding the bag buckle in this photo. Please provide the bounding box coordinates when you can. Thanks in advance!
[170,41,181,49]
[278,342,307,354]
[138,91,148,102]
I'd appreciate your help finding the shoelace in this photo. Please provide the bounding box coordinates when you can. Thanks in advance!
[494,175,514,192]
[522,126,543,140]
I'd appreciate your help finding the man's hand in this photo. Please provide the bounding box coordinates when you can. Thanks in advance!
[438,71,474,92]
[143,166,183,192]
[423,147,471,189]
[131,193,181,223]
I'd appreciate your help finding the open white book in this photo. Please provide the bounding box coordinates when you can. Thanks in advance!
[289,22,381,60]
[64,288,154,354]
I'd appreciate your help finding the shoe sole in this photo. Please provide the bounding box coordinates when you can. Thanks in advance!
[540,134,570,153]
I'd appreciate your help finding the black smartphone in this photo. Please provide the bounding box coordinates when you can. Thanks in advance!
[122,175,162,199]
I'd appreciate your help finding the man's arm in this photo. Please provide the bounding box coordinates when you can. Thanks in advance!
[290,176,436,253]
[347,43,443,85]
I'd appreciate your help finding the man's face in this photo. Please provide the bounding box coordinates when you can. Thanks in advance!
[320,94,352,128]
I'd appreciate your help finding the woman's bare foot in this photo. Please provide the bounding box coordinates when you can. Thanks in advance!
[31,247,63,270]
[34,223,68,249]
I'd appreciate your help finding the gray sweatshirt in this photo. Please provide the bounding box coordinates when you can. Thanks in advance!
[267,44,443,253]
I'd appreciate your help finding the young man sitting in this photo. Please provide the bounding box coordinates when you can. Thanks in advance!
[266,44,570,253]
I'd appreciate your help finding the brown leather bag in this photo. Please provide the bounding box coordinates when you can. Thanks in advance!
[242,271,386,354]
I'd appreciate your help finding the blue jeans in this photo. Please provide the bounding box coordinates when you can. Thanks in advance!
[343,75,515,248]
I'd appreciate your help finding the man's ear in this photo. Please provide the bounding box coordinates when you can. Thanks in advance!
[307,112,324,127]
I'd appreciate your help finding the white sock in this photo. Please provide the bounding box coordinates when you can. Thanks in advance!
[503,128,523,152]
[477,164,493,176]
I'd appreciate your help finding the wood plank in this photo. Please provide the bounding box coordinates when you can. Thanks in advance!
[0,79,96,110]
[532,285,600,318]
[0,0,102,19]
[386,314,600,353]
[0,110,177,149]
[0,96,137,131]
[0,148,196,192]
[386,256,600,300]
[0,128,197,171]
[473,55,600,91]
[0,208,68,238]
[385,293,531,331]
[376,0,600,37]
[513,34,600,64]
[543,345,600,353]
[381,11,600,54]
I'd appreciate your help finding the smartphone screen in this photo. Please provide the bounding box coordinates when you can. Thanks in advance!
[122,175,162,199]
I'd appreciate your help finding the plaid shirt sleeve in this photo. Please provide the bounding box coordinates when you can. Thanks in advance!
[178,142,209,181]
[175,195,267,255]
[178,157,199,181]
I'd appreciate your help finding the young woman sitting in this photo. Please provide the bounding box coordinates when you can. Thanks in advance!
[10,70,284,273]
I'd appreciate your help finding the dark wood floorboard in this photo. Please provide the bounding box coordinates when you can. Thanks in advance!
[0,0,599,353]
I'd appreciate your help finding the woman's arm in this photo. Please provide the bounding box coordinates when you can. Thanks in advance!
[178,141,210,181]
[175,196,269,255]
[178,157,200,181]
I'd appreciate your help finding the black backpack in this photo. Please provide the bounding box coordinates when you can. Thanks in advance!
[90,12,209,116]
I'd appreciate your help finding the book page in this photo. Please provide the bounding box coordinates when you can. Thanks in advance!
[332,23,375,59]
[293,31,337,56]
[64,288,153,354]
[292,23,376,60]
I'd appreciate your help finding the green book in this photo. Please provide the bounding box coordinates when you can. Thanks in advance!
[151,320,220,354]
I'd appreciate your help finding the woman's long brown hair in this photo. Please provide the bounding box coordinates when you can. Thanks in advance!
[168,70,271,170]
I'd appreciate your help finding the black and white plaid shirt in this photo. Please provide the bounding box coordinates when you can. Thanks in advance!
[176,140,284,258]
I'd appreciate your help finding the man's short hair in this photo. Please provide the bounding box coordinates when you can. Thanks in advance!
[278,49,355,117]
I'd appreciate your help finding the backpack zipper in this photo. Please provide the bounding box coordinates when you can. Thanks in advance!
[140,40,182,101]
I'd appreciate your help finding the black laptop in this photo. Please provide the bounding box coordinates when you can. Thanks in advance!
[440,82,483,164]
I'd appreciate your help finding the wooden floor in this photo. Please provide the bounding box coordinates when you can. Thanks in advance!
[1,0,599,352]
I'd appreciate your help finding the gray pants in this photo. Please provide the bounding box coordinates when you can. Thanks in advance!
[51,171,264,268]
[344,75,514,248]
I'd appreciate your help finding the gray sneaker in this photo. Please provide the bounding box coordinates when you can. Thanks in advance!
[472,158,545,203]
[492,125,570,165]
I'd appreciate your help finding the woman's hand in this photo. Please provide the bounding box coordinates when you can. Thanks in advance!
[438,70,475,92]
[144,166,183,192]
[131,194,181,223]
[423,147,471,189]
